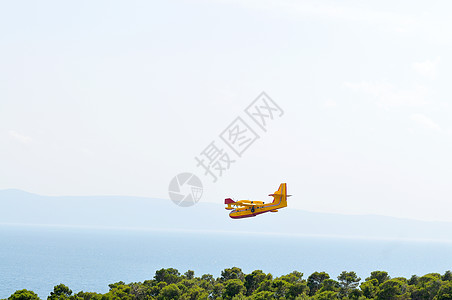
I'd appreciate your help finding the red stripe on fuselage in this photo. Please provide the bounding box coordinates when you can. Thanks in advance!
[229,210,268,219]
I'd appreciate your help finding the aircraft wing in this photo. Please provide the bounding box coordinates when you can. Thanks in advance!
[234,200,264,207]
[225,198,255,209]
[233,202,256,207]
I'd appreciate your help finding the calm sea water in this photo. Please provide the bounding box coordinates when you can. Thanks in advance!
[1,225,452,299]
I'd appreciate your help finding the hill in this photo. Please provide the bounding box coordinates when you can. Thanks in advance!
[1,189,452,241]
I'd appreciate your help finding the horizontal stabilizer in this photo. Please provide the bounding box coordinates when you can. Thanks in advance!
[225,198,235,204]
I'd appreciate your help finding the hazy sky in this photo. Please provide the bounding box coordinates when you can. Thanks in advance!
[1,0,452,222]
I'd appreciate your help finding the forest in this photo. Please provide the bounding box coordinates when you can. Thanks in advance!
[5,268,452,300]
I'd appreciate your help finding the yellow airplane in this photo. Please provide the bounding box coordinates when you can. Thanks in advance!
[224,183,291,219]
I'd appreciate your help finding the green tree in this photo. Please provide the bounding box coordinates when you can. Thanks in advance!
[308,272,330,296]
[408,275,419,286]
[199,274,215,295]
[278,271,304,284]
[271,279,290,298]
[410,273,442,300]
[319,279,340,293]
[231,294,247,300]
[180,286,208,300]
[22,268,452,300]
[8,290,40,300]
[158,284,181,300]
[223,279,246,299]
[107,284,132,300]
[212,283,225,299]
[338,271,361,296]
[127,283,146,300]
[221,268,245,282]
[176,281,189,295]
[348,289,363,300]
[48,284,72,300]
[245,270,271,296]
[286,282,309,299]
[360,279,379,299]
[148,282,167,298]
[249,291,274,300]
[337,271,361,289]
[184,270,195,280]
[313,291,338,300]
[420,273,441,282]
[294,294,310,300]
[366,271,390,285]
[256,279,273,293]
[437,281,452,300]
[155,268,181,284]
[178,279,196,290]
[107,282,125,291]
[69,291,104,300]
[443,271,452,282]
[376,278,409,300]
[201,274,214,284]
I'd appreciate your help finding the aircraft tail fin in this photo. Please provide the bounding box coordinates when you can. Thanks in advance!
[268,183,290,207]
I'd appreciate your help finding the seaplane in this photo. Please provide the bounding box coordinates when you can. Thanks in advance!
[225,183,291,219]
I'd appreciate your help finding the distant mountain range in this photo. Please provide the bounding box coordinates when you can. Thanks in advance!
[1,189,452,242]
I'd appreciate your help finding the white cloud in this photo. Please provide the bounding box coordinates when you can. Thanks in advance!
[410,113,441,131]
[8,130,33,144]
[343,81,428,109]
[412,57,440,79]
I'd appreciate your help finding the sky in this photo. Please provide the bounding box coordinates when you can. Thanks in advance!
[1,0,452,222]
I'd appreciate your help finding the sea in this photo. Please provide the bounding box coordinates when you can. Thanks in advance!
[1,224,452,299]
